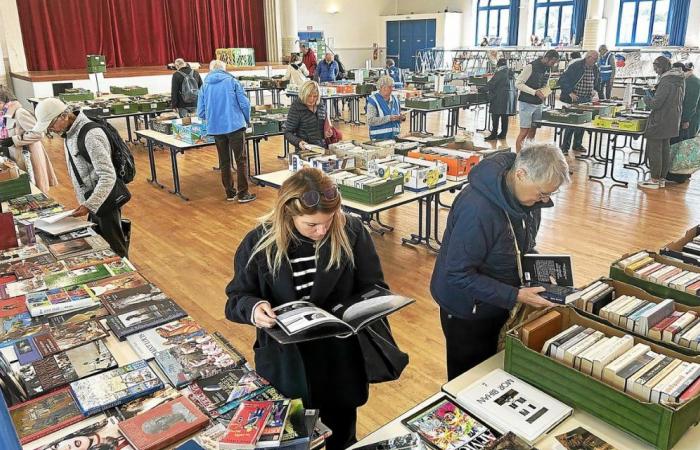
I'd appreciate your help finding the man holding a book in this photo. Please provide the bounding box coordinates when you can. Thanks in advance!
[431,144,570,380]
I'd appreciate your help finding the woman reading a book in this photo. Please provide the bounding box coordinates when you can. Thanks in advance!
[225,167,388,450]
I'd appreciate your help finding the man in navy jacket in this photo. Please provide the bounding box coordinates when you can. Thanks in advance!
[431,144,570,380]
[317,52,339,83]
[558,51,600,155]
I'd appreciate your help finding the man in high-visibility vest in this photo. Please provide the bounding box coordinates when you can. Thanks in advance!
[597,45,616,100]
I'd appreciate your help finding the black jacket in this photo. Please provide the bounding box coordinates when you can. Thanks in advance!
[225,215,387,408]
[430,153,552,320]
[518,58,551,105]
[559,59,600,104]
[284,98,327,150]
[171,67,203,109]
[487,67,517,115]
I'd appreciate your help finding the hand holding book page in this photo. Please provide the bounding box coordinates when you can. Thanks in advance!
[263,293,414,344]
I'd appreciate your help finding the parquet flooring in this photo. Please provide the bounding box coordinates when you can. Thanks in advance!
[39,107,700,437]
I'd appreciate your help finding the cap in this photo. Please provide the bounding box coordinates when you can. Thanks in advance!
[33,98,67,133]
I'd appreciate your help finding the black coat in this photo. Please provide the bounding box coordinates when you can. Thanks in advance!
[284,98,327,150]
[225,215,387,409]
[487,67,517,115]
[171,67,203,109]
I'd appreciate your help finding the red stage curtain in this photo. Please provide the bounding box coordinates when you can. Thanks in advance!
[16,0,268,71]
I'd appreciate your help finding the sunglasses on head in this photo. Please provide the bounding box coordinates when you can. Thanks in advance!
[298,186,338,207]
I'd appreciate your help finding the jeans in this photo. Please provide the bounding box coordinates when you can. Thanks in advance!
[561,129,585,152]
[89,207,129,258]
[645,137,671,180]
[213,129,248,197]
[491,114,509,136]
[440,308,509,380]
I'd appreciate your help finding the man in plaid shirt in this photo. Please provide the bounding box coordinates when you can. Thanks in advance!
[559,51,601,156]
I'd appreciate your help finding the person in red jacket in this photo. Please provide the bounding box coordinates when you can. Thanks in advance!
[301,44,318,79]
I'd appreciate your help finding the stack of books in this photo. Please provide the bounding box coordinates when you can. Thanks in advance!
[616,251,700,295]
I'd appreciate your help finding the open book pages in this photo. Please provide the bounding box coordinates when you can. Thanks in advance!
[273,302,348,336]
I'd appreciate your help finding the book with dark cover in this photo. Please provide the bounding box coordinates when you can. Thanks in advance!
[532,283,578,304]
[257,399,291,447]
[13,336,42,365]
[39,318,109,356]
[216,371,272,416]
[46,303,110,326]
[18,340,117,397]
[32,415,131,450]
[554,426,615,449]
[266,290,414,344]
[219,401,274,450]
[216,386,284,421]
[187,366,253,412]
[106,299,188,340]
[62,249,120,270]
[0,253,57,279]
[37,227,97,245]
[118,397,210,450]
[352,433,424,450]
[0,211,17,250]
[279,399,319,450]
[154,333,249,388]
[70,359,164,415]
[100,283,171,315]
[401,396,500,450]
[523,254,574,286]
[48,235,110,259]
[0,242,50,263]
[484,432,536,450]
[9,387,83,444]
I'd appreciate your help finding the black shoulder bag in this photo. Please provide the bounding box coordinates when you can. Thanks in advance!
[69,123,131,217]
[357,318,409,383]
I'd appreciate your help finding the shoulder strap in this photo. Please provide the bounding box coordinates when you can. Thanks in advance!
[77,121,101,163]
[505,212,525,285]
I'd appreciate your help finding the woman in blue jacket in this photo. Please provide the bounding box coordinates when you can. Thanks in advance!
[430,144,569,380]
[197,60,255,203]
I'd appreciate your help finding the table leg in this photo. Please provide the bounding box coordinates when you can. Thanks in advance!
[278,138,290,159]
[410,110,417,133]
[254,139,262,175]
[146,138,164,188]
[125,117,133,142]
[168,147,189,201]
[401,195,440,252]
[588,133,607,181]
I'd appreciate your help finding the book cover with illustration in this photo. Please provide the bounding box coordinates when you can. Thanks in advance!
[554,427,615,450]
[25,284,99,317]
[187,366,255,412]
[106,300,188,340]
[127,317,205,360]
[219,401,274,449]
[113,386,182,421]
[34,319,109,356]
[62,249,121,270]
[31,415,132,450]
[9,387,84,444]
[48,235,110,259]
[100,283,173,315]
[0,253,58,280]
[87,272,150,297]
[257,399,291,447]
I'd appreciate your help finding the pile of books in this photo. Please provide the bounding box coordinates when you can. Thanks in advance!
[537,312,700,403]
[0,192,331,450]
[617,251,700,295]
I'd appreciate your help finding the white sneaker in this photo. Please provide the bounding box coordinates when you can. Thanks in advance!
[659,179,666,188]
[638,180,660,189]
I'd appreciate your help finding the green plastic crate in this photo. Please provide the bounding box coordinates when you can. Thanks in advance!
[59,91,94,102]
[135,100,169,112]
[109,102,135,115]
[248,119,280,136]
[0,173,31,202]
[405,98,442,110]
[150,121,174,135]
[110,86,148,96]
[542,110,593,124]
[564,104,614,119]
[86,55,106,74]
[440,95,462,108]
[505,306,700,450]
[338,175,404,205]
[609,252,700,307]
[355,84,376,95]
[469,75,488,86]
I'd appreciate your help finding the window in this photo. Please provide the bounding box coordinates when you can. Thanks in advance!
[532,0,575,45]
[616,0,670,46]
[476,0,511,45]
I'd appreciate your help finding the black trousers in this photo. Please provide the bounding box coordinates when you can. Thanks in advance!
[213,129,248,197]
[597,79,613,100]
[440,308,509,381]
[89,207,128,258]
[319,406,357,450]
[490,114,509,136]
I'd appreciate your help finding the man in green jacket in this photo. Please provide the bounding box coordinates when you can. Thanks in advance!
[671,62,700,143]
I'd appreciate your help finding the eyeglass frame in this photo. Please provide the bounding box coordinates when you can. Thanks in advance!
[297,186,339,208]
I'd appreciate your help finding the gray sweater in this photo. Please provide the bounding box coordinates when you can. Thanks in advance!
[64,112,116,213]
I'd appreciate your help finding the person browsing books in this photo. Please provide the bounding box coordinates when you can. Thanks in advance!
[430,143,570,380]
[366,75,405,141]
[224,167,389,450]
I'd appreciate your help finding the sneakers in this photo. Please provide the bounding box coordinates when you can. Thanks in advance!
[638,179,661,189]
[496,133,508,139]
[484,134,498,141]
[237,192,257,203]
[573,146,587,153]
[226,191,237,201]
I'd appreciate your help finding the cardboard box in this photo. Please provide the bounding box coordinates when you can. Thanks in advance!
[367,155,447,191]
[407,147,480,181]
[0,161,20,181]
[593,116,647,132]
[661,225,700,267]
[172,120,214,145]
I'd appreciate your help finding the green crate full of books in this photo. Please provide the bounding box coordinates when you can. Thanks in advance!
[542,110,593,124]
[355,84,376,95]
[110,86,149,96]
[150,120,174,135]
[248,119,280,136]
[331,171,404,205]
[505,306,700,450]
[0,172,31,202]
[563,104,615,119]
[405,98,442,110]
[109,102,135,115]
[86,54,106,73]
[58,89,95,103]
[439,94,462,108]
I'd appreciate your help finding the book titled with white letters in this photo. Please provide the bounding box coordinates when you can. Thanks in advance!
[456,369,573,445]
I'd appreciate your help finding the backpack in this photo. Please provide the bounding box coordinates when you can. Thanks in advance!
[77,119,136,184]
[180,69,199,104]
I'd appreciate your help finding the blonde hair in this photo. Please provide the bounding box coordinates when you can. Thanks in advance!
[299,80,320,105]
[249,168,354,275]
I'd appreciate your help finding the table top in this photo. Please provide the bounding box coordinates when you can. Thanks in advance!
[536,119,646,136]
[284,91,368,100]
[253,169,466,214]
[28,93,128,104]
[135,129,214,149]
[353,352,699,449]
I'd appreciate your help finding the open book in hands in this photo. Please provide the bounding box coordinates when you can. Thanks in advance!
[263,286,414,344]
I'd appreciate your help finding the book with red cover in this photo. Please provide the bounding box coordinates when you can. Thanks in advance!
[9,387,83,444]
[219,401,274,450]
[118,396,209,450]
[0,212,17,250]
[680,376,700,403]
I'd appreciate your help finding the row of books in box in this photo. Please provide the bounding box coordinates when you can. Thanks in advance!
[285,82,376,96]
[0,192,331,450]
[64,95,171,117]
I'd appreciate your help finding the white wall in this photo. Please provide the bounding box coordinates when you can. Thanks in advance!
[390,0,465,14]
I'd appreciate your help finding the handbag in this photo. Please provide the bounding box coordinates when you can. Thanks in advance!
[324,116,342,145]
[68,148,131,217]
[356,318,409,383]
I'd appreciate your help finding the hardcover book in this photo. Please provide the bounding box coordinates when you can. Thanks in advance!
[0,309,48,349]
[35,319,109,356]
[38,227,97,245]
[43,259,136,290]
[18,339,117,397]
[279,399,318,449]
[401,396,500,450]
[70,359,165,415]
[113,386,182,420]
[25,284,99,317]
[154,333,247,388]
[352,433,425,450]
[9,387,84,444]
[118,397,210,450]
[62,249,121,270]
[216,370,271,416]
[46,303,111,326]
[0,253,57,279]
[7,193,59,216]
[13,335,42,365]
[106,299,188,340]
[48,235,111,259]
[456,369,572,444]
[553,426,615,450]
[219,401,274,450]
[31,415,132,450]
[186,366,254,413]
[87,272,150,297]
[523,254,574,286]
[0,242,50,263]
[0,295,28,318]
[100,283,172,315]
[126,317,205,360]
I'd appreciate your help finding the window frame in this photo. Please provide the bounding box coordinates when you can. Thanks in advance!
[532,0,575,45]
[475,0,512,45]
[615,0,670,46]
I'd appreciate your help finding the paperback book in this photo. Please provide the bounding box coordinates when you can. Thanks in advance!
[48,235,111,259]
[483,432,536,450]
[31,415,132,450]
[111,386,182,421]
[25,284,99,317]
[37,226,98,245]
[0,308,48,349]
[100,283,174,315]
[13,335,42,364]
[62,249,121,270]
[106,299,188,340]
[401,396,501,450]
[553,426,615,450]
[0,242,50,263]
[9,387,84,444]
[118,397,210,450]
[0,253,57,279]
[86,272,150,297]
[279,399,318,449]
[219,400,274,450]
[266,292,414,344]
[352,433,425,450]
[7,193,59,216]
[126,317,206,360]
[455,369,573,444]
[33,319,109,356]
[45,303,110,326]
[69,359,165,415]
[154,333,247,388]
[257,399,291,447]
[186,366,255,413]
[42,259,136,290]
[523,254,574,286]
[18,339,117,397]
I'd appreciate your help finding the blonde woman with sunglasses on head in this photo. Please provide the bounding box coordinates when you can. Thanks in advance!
[225,167,388,450]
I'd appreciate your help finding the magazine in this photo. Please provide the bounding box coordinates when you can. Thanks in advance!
[126,317,206,360]
[30,415,132,450]
[266,288,413,344]
[106,299,188,340]
[0,253,57,280]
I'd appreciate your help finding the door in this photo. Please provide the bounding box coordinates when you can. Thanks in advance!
[399,21,414,69]
[426,19,437,48]
[386,21,401,67]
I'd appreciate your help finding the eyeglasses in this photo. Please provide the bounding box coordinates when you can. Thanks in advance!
[536,187,560,200]
[47,114,63,133]
[298,186,338,207]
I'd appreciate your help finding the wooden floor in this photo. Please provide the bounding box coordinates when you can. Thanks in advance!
[40,107,700,438]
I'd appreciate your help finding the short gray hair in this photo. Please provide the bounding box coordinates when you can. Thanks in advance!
[299,80,320,105]
[514,143,570,186]
[174,58,187,69]
[0,85,16,104]
[377,75,395,90]
[210,59,227,71]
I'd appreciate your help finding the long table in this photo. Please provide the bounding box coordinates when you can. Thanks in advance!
[253,169,466,252]
[135,128,287,201]
[244,86,286,106]
[352,352,699,450]
[407,101,491,137]
[535,119,646,187]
